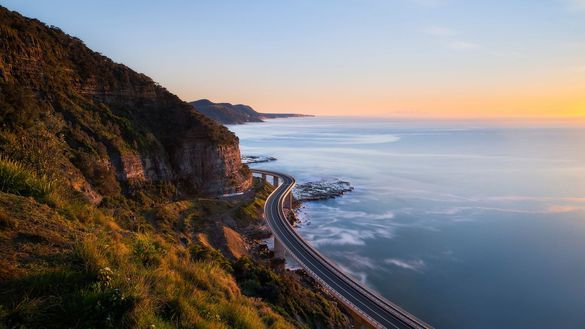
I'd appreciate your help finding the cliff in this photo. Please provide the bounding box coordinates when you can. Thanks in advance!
[191,99,313,125]
[0,7,350,329]
[0,7,251,199]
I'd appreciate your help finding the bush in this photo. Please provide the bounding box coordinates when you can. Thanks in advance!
[0,157,55,202]
[190,243,232,271]
[133,234,165,267]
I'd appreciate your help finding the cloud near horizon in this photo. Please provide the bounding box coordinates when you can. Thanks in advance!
[8,0,582,118]
[425,25,481,51]
[566,0,585,11]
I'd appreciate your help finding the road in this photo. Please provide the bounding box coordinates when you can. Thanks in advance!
[251,169,433,329]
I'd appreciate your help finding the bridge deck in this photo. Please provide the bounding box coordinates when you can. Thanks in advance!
[251,169,433,329]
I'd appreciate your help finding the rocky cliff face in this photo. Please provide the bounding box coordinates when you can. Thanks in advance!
[173,141,250,195]
[0,7,251,199]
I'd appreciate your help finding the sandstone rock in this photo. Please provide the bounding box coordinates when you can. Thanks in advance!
[0,8,252,198]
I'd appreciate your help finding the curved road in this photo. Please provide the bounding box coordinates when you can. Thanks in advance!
[252,169,432,329]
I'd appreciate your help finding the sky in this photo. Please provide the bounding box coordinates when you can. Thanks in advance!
[3,0,585,118]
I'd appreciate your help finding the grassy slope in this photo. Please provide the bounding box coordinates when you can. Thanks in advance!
[0,159,290,328]
[0,158,349,328]
[0,6,350,329]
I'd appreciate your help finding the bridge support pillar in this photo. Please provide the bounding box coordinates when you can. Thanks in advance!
[284,193,293,210]
[272,176,279,187]
[261,173,267,182]
[346,308,376,329]
[273,236,286,260]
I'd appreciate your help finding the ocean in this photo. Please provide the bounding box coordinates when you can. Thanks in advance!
[228,117,585,329]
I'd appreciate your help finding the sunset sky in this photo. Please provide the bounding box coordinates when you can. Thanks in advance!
[5,0,585,118]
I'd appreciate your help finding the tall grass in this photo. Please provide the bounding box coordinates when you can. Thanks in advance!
[0,156,55,201]
[69,233,293,329]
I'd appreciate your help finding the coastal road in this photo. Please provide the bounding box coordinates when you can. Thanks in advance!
[251,169,433,329]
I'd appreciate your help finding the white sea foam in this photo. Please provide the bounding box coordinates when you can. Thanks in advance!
[338,264,369,285]
[232,117,585,327]
[384,258,427,272]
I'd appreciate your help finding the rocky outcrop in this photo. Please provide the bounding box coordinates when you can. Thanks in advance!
[190,99,313,125]
[293,179,354,201]
[174,141,251,195]
[241,155,277,165]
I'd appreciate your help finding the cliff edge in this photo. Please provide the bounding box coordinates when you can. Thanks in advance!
[0,7,251,199]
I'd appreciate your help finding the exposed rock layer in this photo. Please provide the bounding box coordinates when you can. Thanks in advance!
[0,7,251,198]
[293,179,354,201]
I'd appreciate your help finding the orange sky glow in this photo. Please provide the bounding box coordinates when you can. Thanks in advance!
[8,0,584,121]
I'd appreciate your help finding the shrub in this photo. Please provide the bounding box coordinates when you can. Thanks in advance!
[133,234,165,267]
[190,243,232,271]
[0,157,55,202]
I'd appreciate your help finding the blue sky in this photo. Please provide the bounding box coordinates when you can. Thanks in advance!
[3,0,584,117]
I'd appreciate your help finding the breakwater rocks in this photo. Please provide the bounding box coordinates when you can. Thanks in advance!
[241,155,277,164]
[293,179,354,201]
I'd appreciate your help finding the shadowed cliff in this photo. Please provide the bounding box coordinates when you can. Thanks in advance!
[0,7,251,200]
[0,7,350,329]
[191,99,312,125]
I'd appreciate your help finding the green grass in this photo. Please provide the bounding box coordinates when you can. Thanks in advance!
[0,209,294,329]
[0,6,347,329]
[237,180,273,226]
[0,156,55,202]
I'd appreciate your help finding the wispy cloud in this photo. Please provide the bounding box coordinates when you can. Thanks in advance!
[425,25,481,51]
[448,40,481,50]
[425,25,457,37]
[490,50,525,59]
[546,205,585,213]
[565,0,585,11]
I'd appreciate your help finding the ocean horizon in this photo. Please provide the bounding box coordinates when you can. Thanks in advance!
[230,116,585,329]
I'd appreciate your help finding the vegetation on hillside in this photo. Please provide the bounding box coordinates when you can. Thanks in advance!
[0,157,55,202]
[0,6,350,329]
[1,5,245,200]
[0,173,349,328]
[0,194,289,328]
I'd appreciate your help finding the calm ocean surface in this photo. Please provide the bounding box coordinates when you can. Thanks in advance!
[229,117,585,329]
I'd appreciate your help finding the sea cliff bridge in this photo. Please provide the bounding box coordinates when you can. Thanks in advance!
[251,169,432,329]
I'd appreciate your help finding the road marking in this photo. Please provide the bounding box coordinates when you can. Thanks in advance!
[252,169,432,329]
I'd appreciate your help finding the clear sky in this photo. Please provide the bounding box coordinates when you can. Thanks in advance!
[3,0,585,118]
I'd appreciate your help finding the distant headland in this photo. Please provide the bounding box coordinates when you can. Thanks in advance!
[190,99,313,125]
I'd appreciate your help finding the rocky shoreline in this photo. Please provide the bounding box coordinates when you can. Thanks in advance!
[241,155,277,164]
[293,179,354,201]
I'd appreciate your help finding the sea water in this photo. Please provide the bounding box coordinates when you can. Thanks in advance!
[229,117,585,329]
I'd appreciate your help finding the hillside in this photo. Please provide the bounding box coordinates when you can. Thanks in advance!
[0,6,350,329]
[0,7,252,198]
[191,99,312,125]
